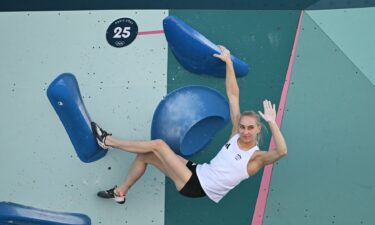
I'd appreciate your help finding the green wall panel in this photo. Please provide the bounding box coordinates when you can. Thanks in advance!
[165,10,300,225]
[263,13,375,225]
[307,8,375,86]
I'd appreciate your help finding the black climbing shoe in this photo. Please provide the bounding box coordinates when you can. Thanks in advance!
[91,122,112,150]
[97,186,126,204]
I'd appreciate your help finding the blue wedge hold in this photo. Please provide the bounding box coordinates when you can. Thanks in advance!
[151,86,230,156]
[47,73,107,163]
[163,16,250,77]
[0,202,91,225]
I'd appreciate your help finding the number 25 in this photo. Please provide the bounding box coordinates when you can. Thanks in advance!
[113,27,131,38]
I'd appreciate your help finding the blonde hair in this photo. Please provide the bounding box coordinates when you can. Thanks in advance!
[239,111,263,143]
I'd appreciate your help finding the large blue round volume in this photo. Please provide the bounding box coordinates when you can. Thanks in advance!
[151,86,230,156]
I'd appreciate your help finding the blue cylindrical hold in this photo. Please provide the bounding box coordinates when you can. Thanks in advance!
[151,86,230,156]
[47,73,107,163]
[163,16,250,77]
[0,201,91,225]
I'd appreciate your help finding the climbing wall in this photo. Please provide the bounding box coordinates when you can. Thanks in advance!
[0,10,168,225]
[263,8,375,225]
[165,10,301,225]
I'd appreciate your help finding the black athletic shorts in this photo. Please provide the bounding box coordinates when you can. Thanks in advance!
[179,161,206,198]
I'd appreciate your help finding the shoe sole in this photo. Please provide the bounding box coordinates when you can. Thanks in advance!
[115,197,126,204]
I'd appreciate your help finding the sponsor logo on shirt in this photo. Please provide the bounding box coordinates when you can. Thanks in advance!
[235,154,242,160]
[225,143,231,149]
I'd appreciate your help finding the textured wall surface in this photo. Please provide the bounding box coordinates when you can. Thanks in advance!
[1,7,374,225]
[165,10,300,225]
[264,9,375,225]
[0,10,167,225]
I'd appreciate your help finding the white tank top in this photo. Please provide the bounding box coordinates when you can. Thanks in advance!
[196,133,259,203]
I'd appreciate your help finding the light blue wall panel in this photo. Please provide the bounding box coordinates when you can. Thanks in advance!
[0,10,168,225]
[307,8,375,86]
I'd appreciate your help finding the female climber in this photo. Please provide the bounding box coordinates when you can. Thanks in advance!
[92,45,288,204]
